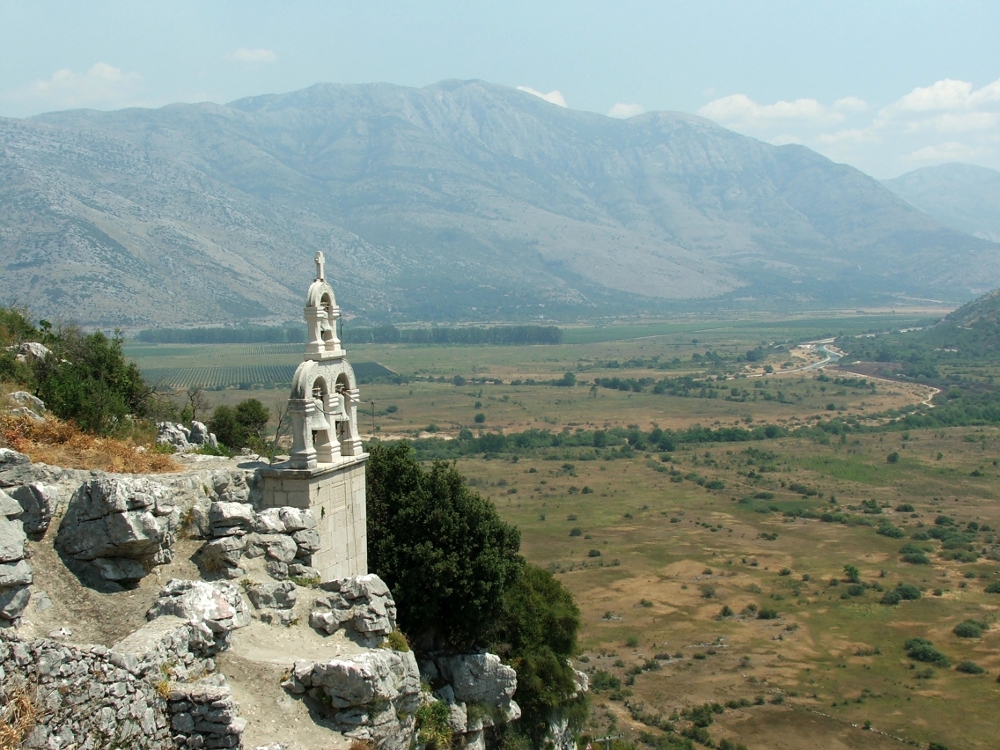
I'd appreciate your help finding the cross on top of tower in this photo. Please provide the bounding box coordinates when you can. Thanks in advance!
[315,251,326,281]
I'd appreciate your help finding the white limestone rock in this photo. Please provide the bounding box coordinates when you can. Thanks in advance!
[246,581,297,610]
[156,422,191,451]
[147,579,251,640]
[0,560,34,587]
[311,574,397,639]
[0,488,22,520]
[434,653,517,706]
[208,501,255,536]
[0,515,27,563]
[56,477,178,580]
[7,342,51,363]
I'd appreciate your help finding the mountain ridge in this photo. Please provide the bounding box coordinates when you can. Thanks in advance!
[2,79,997,326]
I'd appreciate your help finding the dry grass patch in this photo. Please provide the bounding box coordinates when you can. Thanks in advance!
[0,684,37,750]
[0,414,179,474]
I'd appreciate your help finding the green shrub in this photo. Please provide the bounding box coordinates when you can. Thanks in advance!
[208,399,270,450]
[488,565,586,746]
[415,700,452,750]
[35,329,156,435]
[953,620,986,638]
[956,660,985,675]
[895,503,915,512]
[876,521,905,538]
[896,582,922,600]
[757,608,778,620]
[881,590,902,605]
[844,564,862,583]
[984,580,1000,594]
[904,638,949,666]
[588,549,602,558]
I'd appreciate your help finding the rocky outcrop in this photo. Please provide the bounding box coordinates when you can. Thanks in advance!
[288,649,421,750]
[56,476,180,582]
[310,574,397,644]
[0,488,31,620]
[0,448,34,488]
[147,579,251,652]
[6,390,47,421]
[6,341,51,364]
[199,503,317,581]
[8,481,61,536]
[0,630,174,750]
[157,421,219,453]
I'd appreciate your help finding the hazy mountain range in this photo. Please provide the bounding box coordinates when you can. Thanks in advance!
[883,163,1000,245]
[1,79,998,327]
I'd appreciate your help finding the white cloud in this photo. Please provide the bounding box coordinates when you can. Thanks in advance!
[902,141,993,163]
[607,102,644,119]
[834,96,868,113]
[698,94,841,127]
[23,63,143,109]
[516,86,567,108]
[226,48,278,63]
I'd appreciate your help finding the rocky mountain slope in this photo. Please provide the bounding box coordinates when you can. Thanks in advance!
[2,80,997,326]
[883,163,1000,244]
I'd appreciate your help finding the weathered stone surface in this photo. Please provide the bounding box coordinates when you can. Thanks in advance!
[7,341,51,363]
[0,488,22,519]
[255,506,316,535]
[111,615,214,678]
[434,653,517,706]
[208,501,255,535]
[246,581,297,610]
[311,574,397,639]
[93,557,147,582]
[203,535,246,567]
[0,585,31,620]
[0,514,27,563]
[1,629,174,749]
[9,482,61,535]
[289,563,320,580]
[0,448,33,488]
[157,421,191,451]
[0,559,33,587]
[257,533,298,564]
[188,421,218,448]
[56,477,178,580]
[147,579,251,639]
[292,528,321,555]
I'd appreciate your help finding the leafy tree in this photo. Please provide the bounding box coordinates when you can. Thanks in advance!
[366,441,522,649]
[904,638,949,666]
[208,398,270,450]
[489,565,587,745]
[844,564,862,583]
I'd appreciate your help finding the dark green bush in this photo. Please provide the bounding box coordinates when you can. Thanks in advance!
[984,580,1000,594]
[896,583,922,600]
[881,590,902,605]
[904,638,949,666]
[953,620,986,638]
[208,399,270,450]
[489,564,586,745]
[956,660,985,675]
[366,441,522,649]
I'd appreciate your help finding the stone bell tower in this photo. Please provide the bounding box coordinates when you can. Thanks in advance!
[259,252,368,580]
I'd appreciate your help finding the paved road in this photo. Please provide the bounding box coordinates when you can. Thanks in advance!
[791,345,842,372]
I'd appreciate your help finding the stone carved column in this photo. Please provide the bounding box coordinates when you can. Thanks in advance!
[288,398,317,469]
[304,307,325,357]
[344,388,365,456]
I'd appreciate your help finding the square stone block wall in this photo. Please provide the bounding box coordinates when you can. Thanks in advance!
[260,457,367,580]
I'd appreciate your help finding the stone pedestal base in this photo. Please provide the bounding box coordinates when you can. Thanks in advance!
[259,454,368,581]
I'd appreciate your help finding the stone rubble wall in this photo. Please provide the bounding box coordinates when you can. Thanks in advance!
[0,486,32,620]
[0,630,175,750]
[167,677,247,750]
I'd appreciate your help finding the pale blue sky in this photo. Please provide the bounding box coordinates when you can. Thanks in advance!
[1,0,998,177]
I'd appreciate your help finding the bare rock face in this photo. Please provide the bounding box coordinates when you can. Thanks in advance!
[147,579,251,650]
[56,476,179,582]
[246,581,297,610]
[291,649,421,750]
[310,574,397,642]
[0,494,30,620]
[156,421,219,453]
[433,653,517,706]
[6,390,46,421]
[0,448,34,488]
[8,482,61,536]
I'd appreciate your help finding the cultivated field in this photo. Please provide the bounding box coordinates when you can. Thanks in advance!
[125,310,999,750]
